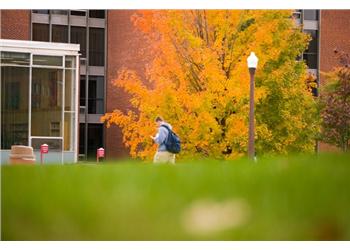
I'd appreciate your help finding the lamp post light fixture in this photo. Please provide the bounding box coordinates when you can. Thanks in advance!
[247,52,258,160]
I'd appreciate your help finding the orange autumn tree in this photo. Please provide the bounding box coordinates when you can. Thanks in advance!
[102,10,320,160]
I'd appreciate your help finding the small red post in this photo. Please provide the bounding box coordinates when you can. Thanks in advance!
[97,148,105,162]
[40,144,49,164]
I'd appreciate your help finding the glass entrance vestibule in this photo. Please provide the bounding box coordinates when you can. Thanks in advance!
[1,39,80,164]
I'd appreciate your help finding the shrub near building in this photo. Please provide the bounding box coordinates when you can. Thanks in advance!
[320,51,350,152]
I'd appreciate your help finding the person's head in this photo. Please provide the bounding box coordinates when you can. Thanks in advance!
[155,116,164,127]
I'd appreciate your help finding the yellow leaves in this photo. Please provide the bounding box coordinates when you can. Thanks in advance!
[115,69,148,97]
[255,86,267,102]
[103,10,319,160]
[226,115,248,143]
[256,124,273,142]
[101,110,130,128]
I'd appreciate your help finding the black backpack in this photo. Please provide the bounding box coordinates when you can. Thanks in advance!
[161,125,181,154]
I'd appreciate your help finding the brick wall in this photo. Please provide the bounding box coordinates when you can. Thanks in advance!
[0,10,30,40]
[320,10,350,84]
[106,10,153,159]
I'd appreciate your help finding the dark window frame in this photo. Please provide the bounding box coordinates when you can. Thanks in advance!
[52,24,69,43]
[303,29,318,69]
[89,10,106,19]
[70,26,87,58]
[32,23,50,42]
[51,10,68,15]
[88,76,104,114]
[32,10,49,14]
[89,27,105,66]
[1,66,30,149]
[70,10,87,16]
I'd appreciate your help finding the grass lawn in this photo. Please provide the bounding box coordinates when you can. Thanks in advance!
[1,153,350,240]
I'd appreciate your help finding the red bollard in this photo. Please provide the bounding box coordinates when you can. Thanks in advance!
[40,144,49,164]
[97,148,105,162]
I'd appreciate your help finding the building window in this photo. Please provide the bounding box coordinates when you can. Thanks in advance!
[64,112,75,151]
[87,124,104,160]
[79,123,86,156]
[65,56,76,68]
[32,10,49,14]
[80,76,105,114]
[71,26,87,58]
[65,69,76,112]
[71,10,86,16]
[1,51,30,65]
[52,25,68,43]
[32,23,49,42]
[31,67,63,136]
[88,76,104,114]
[89,28,105,66]
[1,65,30,149]
[303,30,318,69]
[33,55,63,66]
[31,138,62,151]
[304,54,318,69]
[304,30,318,54]
[303,10,318,20]
[89,10,105,19]
[51,10,68,15]
[80,123,104,160]
[80,76,86,110]
[50,122,61,136]
[64,57,77,152]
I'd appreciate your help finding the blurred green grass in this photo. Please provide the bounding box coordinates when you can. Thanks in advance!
[1,153,350,240]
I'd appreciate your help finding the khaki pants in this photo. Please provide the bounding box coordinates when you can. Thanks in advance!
[153,151,176,164]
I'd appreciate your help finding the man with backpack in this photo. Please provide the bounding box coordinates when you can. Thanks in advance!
[150,116,180,164]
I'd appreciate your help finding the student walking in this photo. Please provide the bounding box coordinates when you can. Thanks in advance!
[150,116,180,164]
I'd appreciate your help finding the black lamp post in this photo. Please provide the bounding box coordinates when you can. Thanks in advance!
[247,52,258,160]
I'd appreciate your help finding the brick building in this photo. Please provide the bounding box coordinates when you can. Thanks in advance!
[1,10,350,160]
